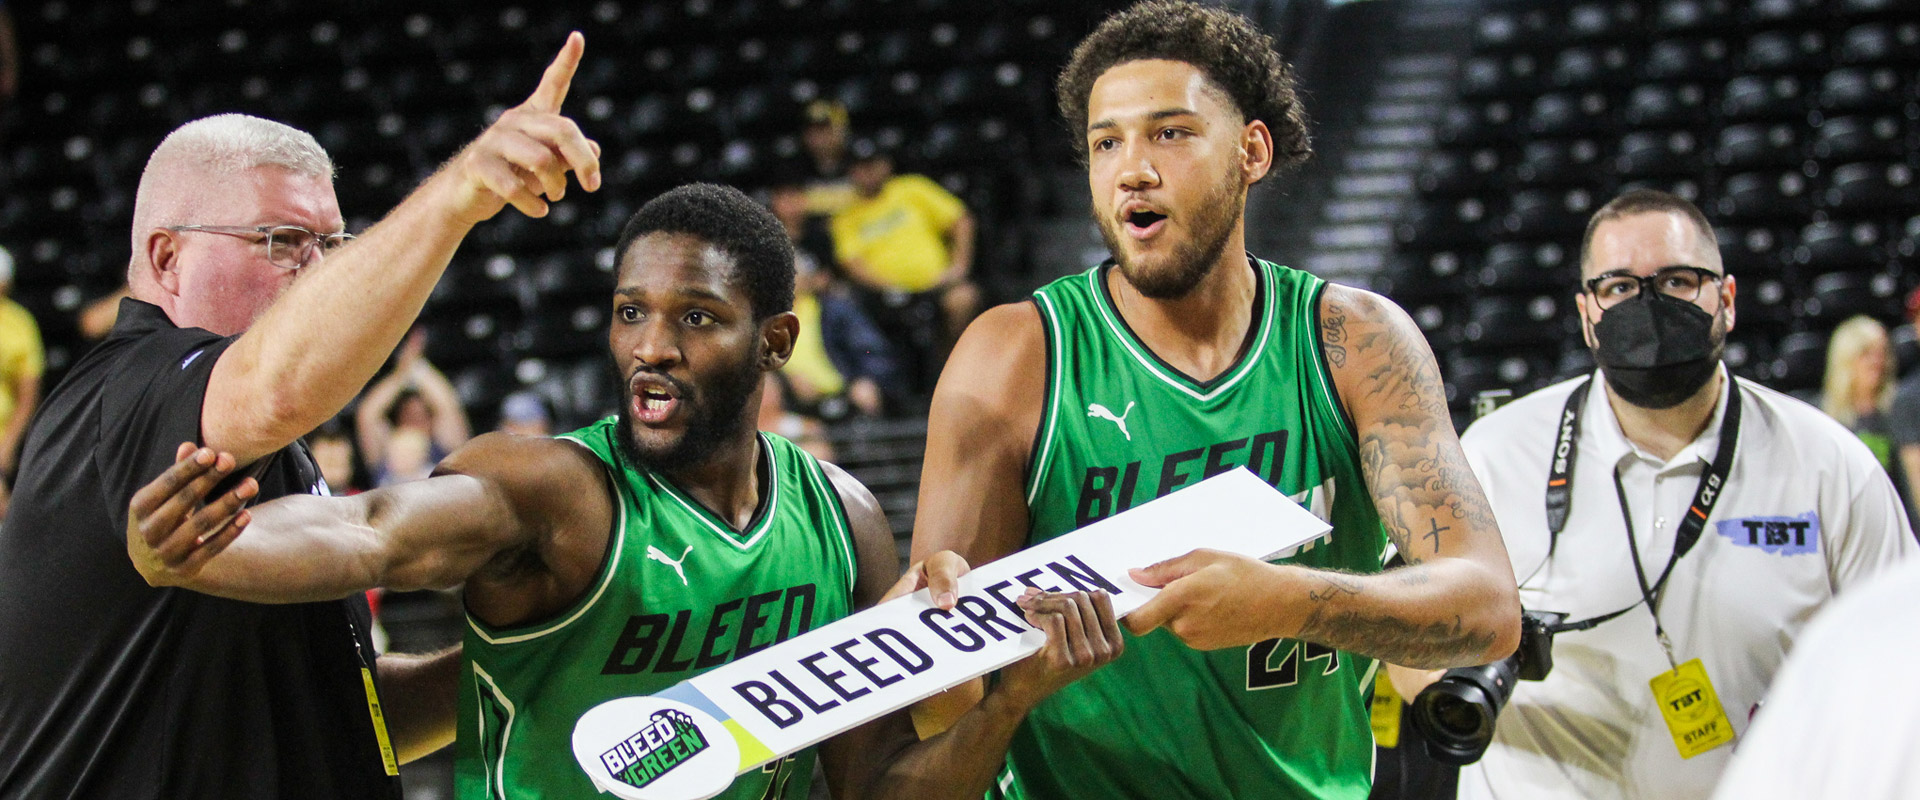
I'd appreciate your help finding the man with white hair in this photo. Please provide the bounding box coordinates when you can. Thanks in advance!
[0,243,42,516]
[0,35,598,799]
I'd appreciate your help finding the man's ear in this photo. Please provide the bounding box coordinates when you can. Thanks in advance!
[761,311,800,370]
[144,229,184,295]
[1241,119,1275,185]
[1719,273,1737,334]
[1576,291,1599,351]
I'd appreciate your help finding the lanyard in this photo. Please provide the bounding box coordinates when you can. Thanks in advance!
[1539,374,1743,653]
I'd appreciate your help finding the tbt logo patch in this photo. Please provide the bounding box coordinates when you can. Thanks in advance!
[1714,511,1820,555]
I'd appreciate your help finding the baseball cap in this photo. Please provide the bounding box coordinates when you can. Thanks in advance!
[804,100,849,130]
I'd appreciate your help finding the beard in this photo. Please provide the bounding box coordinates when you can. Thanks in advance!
[613,355,764,474]
[1096,161,1246,300]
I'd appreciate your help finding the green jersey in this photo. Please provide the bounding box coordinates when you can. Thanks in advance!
[1003,259,1392,800]
[455,419,860,799]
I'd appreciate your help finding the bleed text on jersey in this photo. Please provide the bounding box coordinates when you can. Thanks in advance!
[602,584,819,675]
[1077,430,1290,526]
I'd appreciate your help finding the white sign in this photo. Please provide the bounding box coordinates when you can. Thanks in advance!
[572,468,1333,799]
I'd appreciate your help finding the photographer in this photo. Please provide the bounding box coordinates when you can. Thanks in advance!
[1426,190,1915,799]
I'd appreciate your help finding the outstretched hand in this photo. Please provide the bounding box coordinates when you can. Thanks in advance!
[1124,548,1289,650]
[126,443,259,587]
[439,32,602,224]
[995,588,1124,711]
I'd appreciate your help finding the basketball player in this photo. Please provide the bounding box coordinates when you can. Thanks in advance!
[909,3,1521,798]
[129,185,1123,799]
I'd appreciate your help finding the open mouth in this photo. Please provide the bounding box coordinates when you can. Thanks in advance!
[1124,208,1168,239]
[629,375,684,425]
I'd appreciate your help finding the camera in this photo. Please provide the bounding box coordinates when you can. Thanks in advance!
[1409,609,1564,765]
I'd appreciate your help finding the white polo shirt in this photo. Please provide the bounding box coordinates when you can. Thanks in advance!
[1708,557,1920,800]
[1456,368,1916,800]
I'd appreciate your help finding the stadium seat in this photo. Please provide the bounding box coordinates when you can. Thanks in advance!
[1374,250,1470,302]
[1437,101,1516,146]
[1418,148,1503,196]
[1715,122,1804,171]
[1476,241,1571,293]
[1460,53,1539,100]
[1819,66,1908,113]
[1771,330,1831,392]
[1811,114,1910,162]
[1397,198,1494,251]
[1650,0,1734,35]
[1743,0,1826,26]
[1641,37,1730,82]
[1624,82,1709,128]
[1718,225,1793,277]
[1527,91,1611,137]
[1837,21,1920,66]
[1795,220,1886,275]
[1822,162,1917,213]
[1738,30,1828,75]
[1512,138,1602,186]
[1805,271,1900,321]
[1721,75,1809,121]
[1501,187,1595,239]
[1563,1,1639,43]
[1548,45,1631,90]
[1462,295,1565,347]
[1616,130,1698,177]
[1715,170,1813,222]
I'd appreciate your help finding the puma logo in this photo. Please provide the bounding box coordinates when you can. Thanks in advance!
[647,544,694,586]
[1086,401,1136,441]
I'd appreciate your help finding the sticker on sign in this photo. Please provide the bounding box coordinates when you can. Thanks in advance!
[572,468,1331,800]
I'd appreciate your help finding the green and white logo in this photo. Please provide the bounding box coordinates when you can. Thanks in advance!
[600,710,709,789]
[575,696,741,800]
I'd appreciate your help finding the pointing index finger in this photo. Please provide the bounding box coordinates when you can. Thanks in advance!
[525,32,584,113]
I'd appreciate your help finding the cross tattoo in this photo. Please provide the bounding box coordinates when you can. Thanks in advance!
[1424,518,1449,554]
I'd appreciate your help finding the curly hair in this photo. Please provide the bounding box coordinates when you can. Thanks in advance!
[1055,0,1312,173]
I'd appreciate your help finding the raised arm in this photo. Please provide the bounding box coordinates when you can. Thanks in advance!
[126,434,602,603]
[1124,285,1520,668]
[412,357,473,453]
[354,364,410,467]
[202,34,599,465]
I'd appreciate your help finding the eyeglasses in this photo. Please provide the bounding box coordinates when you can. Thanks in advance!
[1583,265,1724,310]
[166,224,355,269]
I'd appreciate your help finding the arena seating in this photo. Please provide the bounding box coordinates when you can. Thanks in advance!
[1389,0,1920,418]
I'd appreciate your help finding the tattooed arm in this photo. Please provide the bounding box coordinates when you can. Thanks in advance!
[1126,285,1520,668]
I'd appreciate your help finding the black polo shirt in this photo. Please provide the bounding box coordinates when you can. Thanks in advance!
[0,299,401,800]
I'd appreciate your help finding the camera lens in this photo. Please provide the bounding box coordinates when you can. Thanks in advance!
[1429,691,1492,741]
[1410,657,1522,765]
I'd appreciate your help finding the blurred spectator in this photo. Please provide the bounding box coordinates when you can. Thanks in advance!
[830,138,979,394]
[799,100,857,217]
[1823,316,1911,519]
[1891,290,1920,530]
[355,329,471,487]
[308,418,362,496]
[0,245,43,491]
[770,178,898,417]
[496,390,552,437]
[757,373,833,461]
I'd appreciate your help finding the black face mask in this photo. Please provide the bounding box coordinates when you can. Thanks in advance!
[1590,291,1723,409]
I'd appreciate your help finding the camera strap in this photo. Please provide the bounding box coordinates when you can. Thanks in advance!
[1541,374,1742,647]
